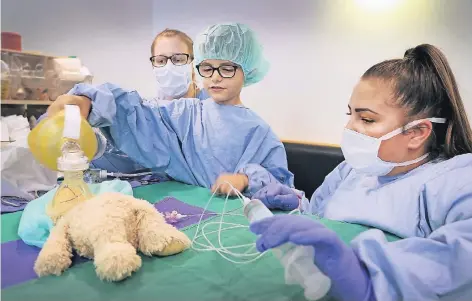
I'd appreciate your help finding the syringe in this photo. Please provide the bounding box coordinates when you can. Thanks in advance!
[243,197,331,301]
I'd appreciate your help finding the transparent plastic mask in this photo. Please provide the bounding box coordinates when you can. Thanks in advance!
[47,141,93,223]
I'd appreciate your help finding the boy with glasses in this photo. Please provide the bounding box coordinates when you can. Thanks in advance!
[44,23,294,197]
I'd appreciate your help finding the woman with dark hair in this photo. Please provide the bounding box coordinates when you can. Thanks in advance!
[251,44,472,301]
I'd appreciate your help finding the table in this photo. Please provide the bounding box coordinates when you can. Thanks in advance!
[1,181,399,301]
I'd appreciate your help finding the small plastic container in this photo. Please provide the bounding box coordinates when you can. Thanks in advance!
[1,32,22,51]
[243,198,332,301]
[1,60,11,99]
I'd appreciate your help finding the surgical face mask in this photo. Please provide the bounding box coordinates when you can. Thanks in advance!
[341,117,446,176]
[153,63,192,99]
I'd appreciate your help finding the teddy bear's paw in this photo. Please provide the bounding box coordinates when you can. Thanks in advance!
[137,227,172,256]
[154,229,192,257]
[94,242,142,282]
[34,249,72,277]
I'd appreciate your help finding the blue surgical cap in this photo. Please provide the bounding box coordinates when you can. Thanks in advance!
[194,23,270,87]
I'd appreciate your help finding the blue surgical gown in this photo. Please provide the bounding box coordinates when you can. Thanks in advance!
[301,154,472,301]
[36,90,211,174]
[90,89,211,173]
[69,83,293,196]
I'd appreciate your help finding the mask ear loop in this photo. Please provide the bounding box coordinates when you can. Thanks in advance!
[375,117,448,167]
[379,117,447,141]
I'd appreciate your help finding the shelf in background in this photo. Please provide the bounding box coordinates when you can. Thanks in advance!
[1,48,58,58]
[1,99,54,105]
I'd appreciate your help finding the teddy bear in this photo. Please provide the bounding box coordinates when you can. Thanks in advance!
[34,192,192,281]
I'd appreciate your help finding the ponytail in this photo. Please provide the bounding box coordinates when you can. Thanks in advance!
[414,44,472,156]
[362,44,472,158]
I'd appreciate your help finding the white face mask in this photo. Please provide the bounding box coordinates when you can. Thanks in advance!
[341,117,447,176]
[153,63,192,99]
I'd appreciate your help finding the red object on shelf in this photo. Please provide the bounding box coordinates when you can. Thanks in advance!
[1,32,22,51]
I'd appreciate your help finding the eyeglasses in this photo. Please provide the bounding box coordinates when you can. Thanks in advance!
[150,53,193,67]
[196,64,239,78]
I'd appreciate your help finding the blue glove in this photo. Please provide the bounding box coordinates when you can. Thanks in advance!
[252,182,299,211]
[250,215,375,301]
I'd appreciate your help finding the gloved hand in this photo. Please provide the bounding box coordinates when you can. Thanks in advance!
[252,182,299,211]
[250,215,375,301]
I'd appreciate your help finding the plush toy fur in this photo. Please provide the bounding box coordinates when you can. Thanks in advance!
[34,192,191,281]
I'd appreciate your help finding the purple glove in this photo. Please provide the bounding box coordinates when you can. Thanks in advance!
[252,182,299,211]
[250,215,375,301]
